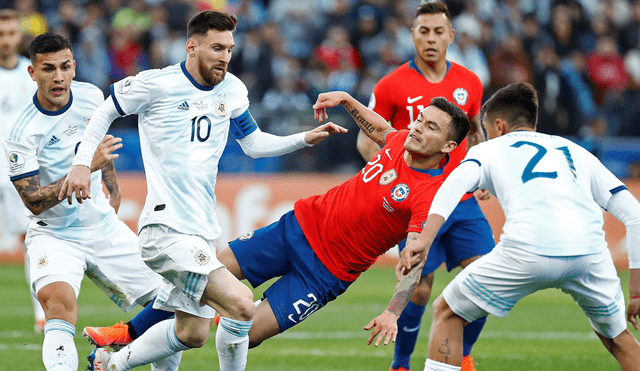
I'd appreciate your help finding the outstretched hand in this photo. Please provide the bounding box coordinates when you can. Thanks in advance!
[364,309,398,347]
[304,122,348,145]
[312,91,349,122]
[628,297,640,330]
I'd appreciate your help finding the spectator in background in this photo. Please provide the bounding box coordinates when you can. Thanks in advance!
[488,34,534,96]
[107,2,150,83]
[448,12,490,89]
[14,0,47,46]
[621,0,640,53]
[268,0,325,60]
[75,25,111,93]
[548,2,581,58]
[559,50,599,135]
[229,25,274,103]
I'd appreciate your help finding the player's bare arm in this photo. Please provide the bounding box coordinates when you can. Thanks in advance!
[303,122,349,145]
[59,135,122,205]
[313,91,394,147]
[466,113,485,149]
[401,214,446,274]
[100,160,121,213]
[365,231,426,347]
[13,174,67,215]
[356,129,382,162]
[628,268,640,330]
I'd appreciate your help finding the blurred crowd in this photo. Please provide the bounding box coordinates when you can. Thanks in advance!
[3,0,640,172]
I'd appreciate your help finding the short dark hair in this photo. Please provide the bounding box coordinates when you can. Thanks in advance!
[480,83,539,129]
[187,10,237,38]
[430,97,469,145]
[28,33,73,63]
[415,1,452,22]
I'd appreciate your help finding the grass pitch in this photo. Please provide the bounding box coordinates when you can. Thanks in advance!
[1,263,637,371]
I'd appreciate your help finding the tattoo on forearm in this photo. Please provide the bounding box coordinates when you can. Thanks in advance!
[387,260,423,316]
[343,101,380,135]
[13,175,65,214]
[101,161,120,198]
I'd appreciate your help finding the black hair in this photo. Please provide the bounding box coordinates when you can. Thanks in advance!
[429,97,469,145]
[187,10,237,38]
[480,83,539,129]
[28,33,73,63]
[415,1,452,22]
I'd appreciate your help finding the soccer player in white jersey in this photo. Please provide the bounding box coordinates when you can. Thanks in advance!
[2,32,183,371]
[399,82,640,371]
[0,9,44,333]
[61,10,346,371]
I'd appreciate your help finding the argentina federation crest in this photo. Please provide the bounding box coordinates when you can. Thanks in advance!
[391,183,409,202]
[453,88,468,105]
[215,97,227,117]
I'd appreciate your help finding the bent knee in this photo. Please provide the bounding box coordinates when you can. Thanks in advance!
[411,282,433,305]
[432,295,454,319]
[176,328,210,348]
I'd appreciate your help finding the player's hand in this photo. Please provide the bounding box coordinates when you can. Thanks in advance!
[400,245,425,275]
[91,135,122,172]
[59,165,92,205]
[304,122,348,145]
[474,189,491,201]
[312,91,348,122]
[395,260,410,282]
[627,297,640,330]
[364,309,398,347]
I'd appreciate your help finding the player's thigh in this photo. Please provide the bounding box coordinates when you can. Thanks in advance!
[25,233,85,299]
[443,245,557,322]
[87,221,163,310]
[560,249,628,339]
[262,253,352,333]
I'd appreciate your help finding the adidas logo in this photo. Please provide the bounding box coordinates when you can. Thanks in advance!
[178,101,190,111]
[47,135,60,146]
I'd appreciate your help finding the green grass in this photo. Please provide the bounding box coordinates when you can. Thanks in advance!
[1,264,638,370]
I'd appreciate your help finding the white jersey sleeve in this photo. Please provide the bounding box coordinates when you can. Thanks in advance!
[429,159,481,220]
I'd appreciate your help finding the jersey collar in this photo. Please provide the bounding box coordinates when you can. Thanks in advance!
[33,90,73,116]
[409,59,451,78]
[181,61,215,91]
[409,153,449,176]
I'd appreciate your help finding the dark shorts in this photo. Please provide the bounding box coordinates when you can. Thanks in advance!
[229,210,352,332]
[399,197,495,275]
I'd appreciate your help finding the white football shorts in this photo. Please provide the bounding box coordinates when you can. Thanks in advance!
[139,224,222,318]
[443,244,627,339]
[26,220,162,312]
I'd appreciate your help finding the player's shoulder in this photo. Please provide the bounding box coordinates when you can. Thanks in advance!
[5,98,40,141]
[71,80,105,104]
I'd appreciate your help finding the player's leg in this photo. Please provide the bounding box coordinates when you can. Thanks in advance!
[27,234,86,371]
[425,295,467,369]
[562,249,640,370]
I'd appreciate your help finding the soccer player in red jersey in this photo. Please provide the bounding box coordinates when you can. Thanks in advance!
[356,3,494,371]
[216,90,470,349]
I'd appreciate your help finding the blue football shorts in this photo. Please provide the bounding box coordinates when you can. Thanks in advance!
[229,210,352,332]
[399,196,495,275]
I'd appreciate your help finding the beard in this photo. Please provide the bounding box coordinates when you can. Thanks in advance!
[197,55,226,87]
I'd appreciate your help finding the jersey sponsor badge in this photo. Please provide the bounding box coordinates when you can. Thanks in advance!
[239,231,254,241]
[453,88,469,105]
[379,169,397,185]
[8,152,24,173]
[117,76,135,94]
[391,183,409,202]
[194,249,210,266]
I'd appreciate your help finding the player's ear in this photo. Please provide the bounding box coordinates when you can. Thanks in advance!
[28,65,35,80]
[441,140,457,154]
[185,38,197,57]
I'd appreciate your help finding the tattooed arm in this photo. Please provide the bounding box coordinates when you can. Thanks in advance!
[313,91,395,147]
[100,160,121,213]
[364,232,425,347]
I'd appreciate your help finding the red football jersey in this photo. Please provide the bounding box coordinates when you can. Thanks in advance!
[370,60,483,194]
[294,131,446,282]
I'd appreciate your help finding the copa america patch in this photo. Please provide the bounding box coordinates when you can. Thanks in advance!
[239,232,254,241]
[194,250,210,266]
[117,76,135,94]
[391,183,410,202]
[453,87,469,105]
[8,152,24,172]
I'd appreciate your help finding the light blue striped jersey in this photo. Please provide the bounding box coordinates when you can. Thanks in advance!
[109,61,251,239]
[3,81,118,240]
[463,131,625,256]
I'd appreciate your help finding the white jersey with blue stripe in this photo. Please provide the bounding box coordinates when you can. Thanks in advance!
[109,61,253,239]
[0,56,37,185]
[3,81,118,240]
[447,131,625,256]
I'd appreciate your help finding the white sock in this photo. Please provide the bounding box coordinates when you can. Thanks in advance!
[424,358,462,371]
[216,317,252,371]
[150,352,183,371]
[110,319,190,371]
[42,320,77,371]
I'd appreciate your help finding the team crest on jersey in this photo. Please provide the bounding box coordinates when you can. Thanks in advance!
[117,76,135,94]
[215,97,227,117]
[239,232,254,241]
[194,249,210,266]
[453,88,469,105]
[37,255,48,269]
[391,183,409,202]
[8,152,24,172]
[379,169,397,185]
